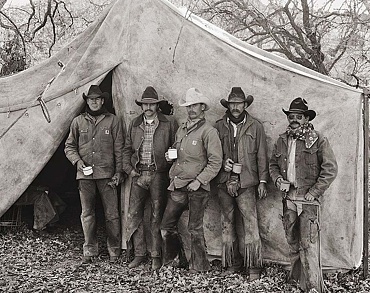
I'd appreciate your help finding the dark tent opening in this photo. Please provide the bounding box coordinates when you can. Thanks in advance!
[1,71,116,231]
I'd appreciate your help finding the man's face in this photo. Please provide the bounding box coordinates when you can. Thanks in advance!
[287,113,309,129]
[141,103,158,119]
[228,102,245,118]
[86,97,104,112]
[186,103,204,120]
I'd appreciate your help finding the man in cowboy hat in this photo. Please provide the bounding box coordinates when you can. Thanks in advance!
[65,84,124,264]
[214,87,268,279]
[269,97,337,293]
[122,86,178,270]
[160,88,222,273]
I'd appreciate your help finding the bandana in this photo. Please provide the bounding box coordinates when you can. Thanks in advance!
[286,122,318,148]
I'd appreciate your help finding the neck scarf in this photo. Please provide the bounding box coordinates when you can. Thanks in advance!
[226,110,246,124]
[286,122,318,148]
[86,105,108,116]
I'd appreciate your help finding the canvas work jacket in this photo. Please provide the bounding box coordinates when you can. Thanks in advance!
[65,112,124,180]
[269,130,338,198]
[215,113,269,188]
[122,112,178,174]
[168,118,222,192]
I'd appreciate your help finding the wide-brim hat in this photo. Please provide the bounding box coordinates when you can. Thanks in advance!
[135,86,164,105]
[220,87,254,108]
[83,85,109,100]
[283,97,316,121]
[178,88,210,111]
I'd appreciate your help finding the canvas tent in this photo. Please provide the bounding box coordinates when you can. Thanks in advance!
[0,0,364,271]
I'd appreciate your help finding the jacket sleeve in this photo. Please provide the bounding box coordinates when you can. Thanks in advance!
[269,139,283,186]
[308,136,338,198]
[112,117,124,174]
[196,127,223,185]
[122,120,134,175]
[64,118,82,166]
[256,122,269,182]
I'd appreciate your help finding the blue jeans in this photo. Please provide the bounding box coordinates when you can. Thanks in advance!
[161,188,210,271]
[126,171,168,257]
[78,179,121,257]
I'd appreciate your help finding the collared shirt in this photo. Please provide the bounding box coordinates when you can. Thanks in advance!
[287,136,297,186]
[139,115,158,165]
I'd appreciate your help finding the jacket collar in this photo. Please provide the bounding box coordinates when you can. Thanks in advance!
[222,112,254,133]
[132,112,168,127]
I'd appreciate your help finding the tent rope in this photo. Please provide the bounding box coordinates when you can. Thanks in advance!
[0,61,65,139]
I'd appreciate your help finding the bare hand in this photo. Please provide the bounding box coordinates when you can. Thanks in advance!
[187,179,201,192]
[224,158,234,172]
[165,151,173,162]
[130,169,140,177]
[77,160,86,172]
[258,182,267,199]
[304,192,315,201]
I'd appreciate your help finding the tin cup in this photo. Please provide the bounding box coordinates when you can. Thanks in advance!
[83,166,93,176]
[168,148,178,159]
[232,163,242,174]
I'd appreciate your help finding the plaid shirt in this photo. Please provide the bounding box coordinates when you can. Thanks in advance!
[139,116,158,165]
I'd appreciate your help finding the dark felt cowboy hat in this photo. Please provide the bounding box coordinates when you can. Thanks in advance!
[135,86,166,105]
[283,97,316,121]
[83,85,109,100]
[220,87,254,108]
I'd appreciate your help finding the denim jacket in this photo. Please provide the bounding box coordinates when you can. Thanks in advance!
[269,130,338,198]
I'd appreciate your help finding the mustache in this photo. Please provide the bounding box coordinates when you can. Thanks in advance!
[188,111,196,115]
[231,109,241,113]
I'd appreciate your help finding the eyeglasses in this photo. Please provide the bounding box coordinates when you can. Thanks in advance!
[288,114,303,120]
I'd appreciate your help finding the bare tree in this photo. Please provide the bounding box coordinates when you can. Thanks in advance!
[171,0,370,87]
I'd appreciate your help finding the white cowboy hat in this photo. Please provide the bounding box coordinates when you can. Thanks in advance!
[178,88,210,111]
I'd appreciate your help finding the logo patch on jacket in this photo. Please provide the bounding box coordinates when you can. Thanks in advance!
[192,140,197,145]
[105,130,110,135]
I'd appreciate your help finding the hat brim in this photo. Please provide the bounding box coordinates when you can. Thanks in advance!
[220,95,254,108]
[83,92,109,101]
[282,108,316,121]
[178,99,210,111]
[135,98,163,106]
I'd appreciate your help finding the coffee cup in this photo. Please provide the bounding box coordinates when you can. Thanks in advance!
[168,148,178,159]
[83,166,93,176]
[232,163,242,174]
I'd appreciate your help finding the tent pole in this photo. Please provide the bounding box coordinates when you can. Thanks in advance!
[363,88,369,279]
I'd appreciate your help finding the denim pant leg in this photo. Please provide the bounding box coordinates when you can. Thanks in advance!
[97,179,121,257]
[218,187,241,268]
[148,172,169,257]
[126,177,150,256]
[79,180,98,257]
[161,190,188,264]
[188,189,211,272]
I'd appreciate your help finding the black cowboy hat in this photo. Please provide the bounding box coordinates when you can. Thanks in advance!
[283,97,316,121]
[83,85,109,100]
[220,87,254,108]
[135,86,166,106]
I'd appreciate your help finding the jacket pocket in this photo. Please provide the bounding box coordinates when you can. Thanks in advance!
[184,138,203,156]
[101,127,113,145]
[303,148,320,178]
[79,129,89,145]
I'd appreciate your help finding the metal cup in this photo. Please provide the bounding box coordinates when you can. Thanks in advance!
[232,163,242,174]
[168,148,178,159]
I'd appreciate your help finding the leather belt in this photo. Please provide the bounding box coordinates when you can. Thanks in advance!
[138,163,156,172]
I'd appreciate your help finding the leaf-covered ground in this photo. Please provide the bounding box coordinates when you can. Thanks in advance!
[0,225,369,293]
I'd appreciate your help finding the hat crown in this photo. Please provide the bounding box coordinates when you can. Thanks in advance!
[141,86,159,101]
[178,88,210,110]
[86,85,104,98]
[228,87,246,102]
[288,97,308,112]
